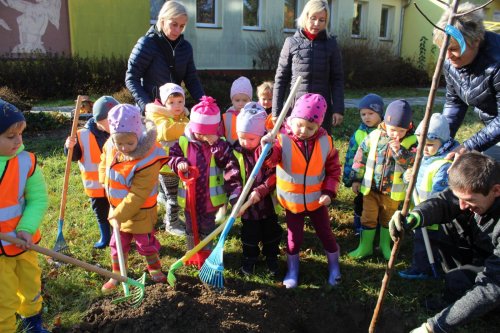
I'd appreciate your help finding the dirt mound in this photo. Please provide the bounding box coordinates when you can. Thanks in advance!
[71,277,406,333]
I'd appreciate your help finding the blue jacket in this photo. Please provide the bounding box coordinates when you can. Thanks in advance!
[272,29,344,133]
[125,26,204,112]
[442,31,500,152]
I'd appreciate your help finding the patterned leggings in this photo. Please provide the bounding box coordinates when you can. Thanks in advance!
[159,174,180,226]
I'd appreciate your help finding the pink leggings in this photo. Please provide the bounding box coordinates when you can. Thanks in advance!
[285,206,338,255]
[110,231,161,257]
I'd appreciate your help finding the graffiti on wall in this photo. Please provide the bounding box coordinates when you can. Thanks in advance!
[0,0,70,55]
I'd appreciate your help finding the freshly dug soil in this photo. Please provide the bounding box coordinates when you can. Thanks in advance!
[71,277,407,333]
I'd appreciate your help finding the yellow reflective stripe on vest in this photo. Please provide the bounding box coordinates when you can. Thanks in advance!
[233,151,246,187]
[177,136,227,209]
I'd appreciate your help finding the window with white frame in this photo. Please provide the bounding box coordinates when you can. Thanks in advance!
[196,0,219,27]
[380,5,394,39]
[283,0,297,30]
[243,0,261,29]
[352,1,368,37]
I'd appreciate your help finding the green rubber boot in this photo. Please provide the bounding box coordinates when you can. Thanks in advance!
[379,227,392,260]
[348,228,376,259]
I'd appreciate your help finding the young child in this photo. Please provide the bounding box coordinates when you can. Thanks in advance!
[348,99,417,260]
[399,113,459,280]
[262,93,342,288]
[222,76,252,145]
[234,102,282,276]
[343,94,384,236]
[145,83,189,236]
[99,104,169,292]
[0,99,50,332]
[65,96,119,249]
[256,81,275,131]
[168,96,242,251]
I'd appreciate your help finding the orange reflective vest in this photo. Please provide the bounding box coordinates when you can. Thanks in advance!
[276,134,333,213]
[0,151,41,256]
[77,129,105,197]
[222,111,238,144]
[103,141,168,209]
[265,114,274,131]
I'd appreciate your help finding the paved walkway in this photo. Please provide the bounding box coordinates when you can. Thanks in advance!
[31,96,445,114]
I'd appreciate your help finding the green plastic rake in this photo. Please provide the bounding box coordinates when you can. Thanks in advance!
[0,232,146,307]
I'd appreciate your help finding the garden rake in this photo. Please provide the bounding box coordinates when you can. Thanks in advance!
[53,95,87,255]
[167,198,254,287]
[198,75,303,289]
[0,232,146,307]
[368,0,475,331]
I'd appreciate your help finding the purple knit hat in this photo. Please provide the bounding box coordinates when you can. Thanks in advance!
[189,96,221,135]
[230,76,253,100]
[290,93,327,125]
[236,102,267,136]
[108,104,144,139]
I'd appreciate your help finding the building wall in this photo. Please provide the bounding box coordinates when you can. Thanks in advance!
[401,0,500,75]
[68,0,149,58]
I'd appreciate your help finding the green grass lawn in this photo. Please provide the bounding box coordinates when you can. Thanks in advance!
[26,100,493,332]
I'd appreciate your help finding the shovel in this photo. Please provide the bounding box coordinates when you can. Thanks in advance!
[178,166,210,269]
[0,232,145,307]
[53,95,87,255]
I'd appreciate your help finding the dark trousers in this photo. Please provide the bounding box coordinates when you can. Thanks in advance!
[353,192,363,216]
[90,197,109,225]
[411,227,447,274]
[241,215,282,259]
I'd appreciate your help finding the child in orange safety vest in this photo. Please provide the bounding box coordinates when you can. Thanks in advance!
[64,96,119,249]
[261,93,342,288]
[99,104,169,293]
[221,76,253,145]
[0,99,50,332]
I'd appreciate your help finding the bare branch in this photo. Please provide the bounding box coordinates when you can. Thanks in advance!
[455,0,494,17]
[414,3,445,32]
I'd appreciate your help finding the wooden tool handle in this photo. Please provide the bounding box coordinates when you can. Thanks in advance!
[0,233,127,283]
[58,95,88,221]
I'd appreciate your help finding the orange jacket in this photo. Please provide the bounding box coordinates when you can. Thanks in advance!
[77,128,105,197]
[0,151,40,256]
[276,134,333,213]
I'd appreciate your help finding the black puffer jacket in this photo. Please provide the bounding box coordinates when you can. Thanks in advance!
[442,31,500,152]
[272,29,344,134]
[125,26,204,112]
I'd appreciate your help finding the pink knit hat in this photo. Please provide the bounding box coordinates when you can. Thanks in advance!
[159,83,185,105]
[189,96,221,135]
[290,93,327,126]
[236,102,267,136]
[230,76,253,100]
[108,104,144,139]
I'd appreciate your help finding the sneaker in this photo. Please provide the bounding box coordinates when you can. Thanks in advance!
[149,270,168,284]
[101,278,119,294]
[398,267,433,280]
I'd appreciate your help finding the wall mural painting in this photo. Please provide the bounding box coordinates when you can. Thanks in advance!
[0,0,70,55]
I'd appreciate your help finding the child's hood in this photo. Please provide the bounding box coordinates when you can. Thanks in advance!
[424,138,460,160]
[125,119,158,160]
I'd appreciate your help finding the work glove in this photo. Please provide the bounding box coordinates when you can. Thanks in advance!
[410,323,432,333]
[388,210,421,241]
